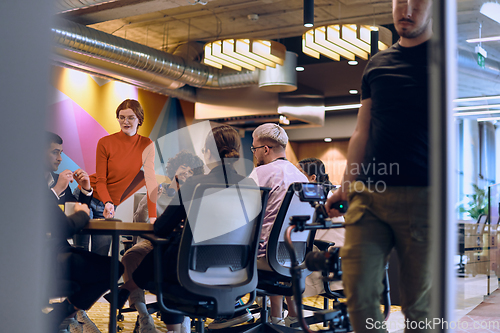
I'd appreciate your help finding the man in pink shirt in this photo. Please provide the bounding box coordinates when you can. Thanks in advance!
[249,123,308,326]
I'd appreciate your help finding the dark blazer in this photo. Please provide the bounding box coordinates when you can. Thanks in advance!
[46,189,90,253]
[50,172,92,206]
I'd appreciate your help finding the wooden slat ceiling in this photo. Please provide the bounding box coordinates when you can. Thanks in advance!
[59,0,500,100]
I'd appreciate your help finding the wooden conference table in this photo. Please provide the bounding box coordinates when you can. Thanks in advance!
[81,220,154,333]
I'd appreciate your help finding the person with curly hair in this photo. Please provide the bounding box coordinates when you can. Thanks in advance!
[108,150,203,333]
[134,150,204,223]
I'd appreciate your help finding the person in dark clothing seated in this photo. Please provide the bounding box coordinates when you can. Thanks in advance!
[46,194,124,333]
[132,124,255,333]
[45,131,93,207]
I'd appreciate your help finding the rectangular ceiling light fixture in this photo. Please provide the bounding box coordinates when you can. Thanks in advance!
[477,117,500,121]
[204,39,286,71]
[325,103,362,111]
[466,35,500,43]
[453,103,500,111]
[454,110,500,116]
[455,95,500,102]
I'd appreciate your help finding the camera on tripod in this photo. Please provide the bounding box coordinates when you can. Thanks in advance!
[283,182,350,333]
[304,247,342,279]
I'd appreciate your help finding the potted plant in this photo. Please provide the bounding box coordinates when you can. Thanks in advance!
[459,184,488,220]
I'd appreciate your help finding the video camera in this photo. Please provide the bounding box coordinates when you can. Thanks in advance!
[284,183,350,333]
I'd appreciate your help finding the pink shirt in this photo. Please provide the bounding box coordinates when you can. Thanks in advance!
[249,159,308,257]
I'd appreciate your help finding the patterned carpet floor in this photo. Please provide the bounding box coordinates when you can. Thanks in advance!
[83,294,402,332]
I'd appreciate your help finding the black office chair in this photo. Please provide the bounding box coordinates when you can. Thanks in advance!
[255,182,390,331]
[142,183,270,333]
[254,182,318,330]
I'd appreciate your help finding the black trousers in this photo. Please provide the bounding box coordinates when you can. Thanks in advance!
[56,247,124,310]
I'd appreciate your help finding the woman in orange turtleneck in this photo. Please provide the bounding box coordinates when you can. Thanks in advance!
[85,99,158,255]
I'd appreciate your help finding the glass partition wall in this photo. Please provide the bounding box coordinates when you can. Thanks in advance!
[454,0,500,328]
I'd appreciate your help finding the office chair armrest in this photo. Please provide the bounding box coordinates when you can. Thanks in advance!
[314,240,335,251]
[141,234,171,245]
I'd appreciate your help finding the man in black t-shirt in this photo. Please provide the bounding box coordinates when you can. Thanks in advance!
[326,1,433,332]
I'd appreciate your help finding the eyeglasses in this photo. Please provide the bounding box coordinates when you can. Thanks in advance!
[250,145,272,153]
[201,147,207,154]
[118,116,137,122]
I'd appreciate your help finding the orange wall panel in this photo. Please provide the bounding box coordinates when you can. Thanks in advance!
[293,140,349,185]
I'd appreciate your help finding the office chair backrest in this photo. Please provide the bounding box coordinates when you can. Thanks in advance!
[176,183,270,316]
[266,182,318,277]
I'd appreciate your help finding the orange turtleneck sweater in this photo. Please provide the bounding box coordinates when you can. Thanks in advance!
[90,131,157,219]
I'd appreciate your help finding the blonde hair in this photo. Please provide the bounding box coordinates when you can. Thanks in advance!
[252,123,288,149]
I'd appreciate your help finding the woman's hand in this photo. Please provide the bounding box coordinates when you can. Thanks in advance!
[104,202,115,218]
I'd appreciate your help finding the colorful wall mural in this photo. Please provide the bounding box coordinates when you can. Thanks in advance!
[48,66,196,176]
[47,66,199,220]
[47,65,309,221]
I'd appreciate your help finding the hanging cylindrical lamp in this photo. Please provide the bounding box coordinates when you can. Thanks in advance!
[304,0,314,27]
[258,51,297,93]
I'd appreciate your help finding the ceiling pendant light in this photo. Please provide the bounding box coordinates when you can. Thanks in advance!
[203,39,286,71]
[259,51,298,92]
[304,0,314,28]
[480,2,500,24]
[302,24,392,61]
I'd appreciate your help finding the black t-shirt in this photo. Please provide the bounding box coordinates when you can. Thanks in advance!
[357,41,429,187]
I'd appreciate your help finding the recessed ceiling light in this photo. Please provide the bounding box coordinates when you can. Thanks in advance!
[324,138,332,142]
[295,66,305,72]
[348,60,358,66]
[349,89,358,95]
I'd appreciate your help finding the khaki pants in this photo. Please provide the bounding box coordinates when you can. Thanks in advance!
[341,182,431,333]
